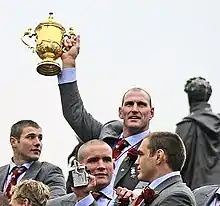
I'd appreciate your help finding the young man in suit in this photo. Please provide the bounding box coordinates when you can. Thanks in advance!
[193,185,220,206]
[57,35,154,190]
[0,120,66,199]
[116,132,196,206]
[47,139,116,206]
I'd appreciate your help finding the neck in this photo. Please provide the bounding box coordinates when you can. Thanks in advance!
[12,155,29,166]
[150,167,173,182]
[189,101,211,113]
[122,127,148,138]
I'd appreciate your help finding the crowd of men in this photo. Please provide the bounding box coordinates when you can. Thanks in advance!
[0,35,220,206]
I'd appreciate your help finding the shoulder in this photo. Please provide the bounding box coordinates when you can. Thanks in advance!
[100,120,123,140]
[0,164,9,169]
[176,117,194,126]
[47,193,76,206]
[159,182,196,204]
[34,161,64,175]
[38,161,62,170]
[193,184,219,195]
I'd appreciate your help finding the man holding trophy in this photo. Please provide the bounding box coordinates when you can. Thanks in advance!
[22,13,154,192]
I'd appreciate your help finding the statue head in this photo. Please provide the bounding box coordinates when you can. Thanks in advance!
[184,76,212,104]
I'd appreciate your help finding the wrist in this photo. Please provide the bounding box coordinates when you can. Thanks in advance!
[62,58,76,68]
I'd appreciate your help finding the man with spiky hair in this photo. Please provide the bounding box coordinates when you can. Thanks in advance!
[176,77,220,190]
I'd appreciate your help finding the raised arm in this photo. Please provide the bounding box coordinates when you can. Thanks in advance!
[58,35,103,142]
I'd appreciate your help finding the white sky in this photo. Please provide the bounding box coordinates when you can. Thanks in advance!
[0,0,220,178]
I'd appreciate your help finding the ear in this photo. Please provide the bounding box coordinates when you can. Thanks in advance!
[10,136,18,148]
[149,107,154,120]
[118,107,123,119]
[155,149,164,165]
[23,198,30,206]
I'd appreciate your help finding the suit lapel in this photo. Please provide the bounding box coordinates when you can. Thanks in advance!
[0,165,9,191]
[144,175,182,206]
[114,142,142,187]
[205,187,219,206]
[114,157,133,187]
[21,161,42,180]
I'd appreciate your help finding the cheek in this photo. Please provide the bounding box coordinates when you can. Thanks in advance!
[106,165,114,174]
[86,164,96,174]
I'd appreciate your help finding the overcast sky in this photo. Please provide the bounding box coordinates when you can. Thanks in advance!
[0,0,219,177]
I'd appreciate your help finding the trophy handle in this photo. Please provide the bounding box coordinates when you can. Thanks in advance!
[63,27,77,52]
[21,28,36,53]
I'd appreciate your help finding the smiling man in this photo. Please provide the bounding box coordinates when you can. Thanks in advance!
[47,139,116,206]
[0,120,66,199]
[57,35,154,190]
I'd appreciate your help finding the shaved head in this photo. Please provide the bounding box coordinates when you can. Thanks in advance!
[77,139,112,162]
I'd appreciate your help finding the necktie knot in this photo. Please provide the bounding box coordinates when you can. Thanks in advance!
[91,191,103,201]
[134,187,158,206]
[113,139,128,159]
[6,166,27,199]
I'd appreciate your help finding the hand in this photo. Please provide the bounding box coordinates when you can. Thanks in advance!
[61,35,80,68]
[116,186,136,202]
[71,174,96,200]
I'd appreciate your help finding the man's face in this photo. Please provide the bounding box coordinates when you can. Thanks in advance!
[81,144,114,190]
[119,90,154,133]
[136,138,157,182]
[10,126,43,162]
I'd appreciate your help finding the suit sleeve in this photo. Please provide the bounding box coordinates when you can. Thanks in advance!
[44,166,66,199]
[59,81,103,142]
[158,192,196,205]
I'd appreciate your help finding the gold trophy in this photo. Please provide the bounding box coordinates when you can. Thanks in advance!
[21,12,76,76]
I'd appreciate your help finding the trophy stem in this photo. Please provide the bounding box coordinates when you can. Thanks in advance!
[37,61,61,76]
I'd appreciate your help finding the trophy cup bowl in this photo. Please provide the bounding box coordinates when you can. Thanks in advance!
[21,12,76,76]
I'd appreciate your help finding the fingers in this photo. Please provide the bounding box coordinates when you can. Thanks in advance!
[87,174,96,188]
[116,187,133,199]
[63,35,80,53]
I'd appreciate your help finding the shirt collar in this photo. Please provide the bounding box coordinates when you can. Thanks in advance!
[149,171,180,189]
[100,183,115,200]
[119,130,150,146]
[9,159,33,174]
[216,188,220,195]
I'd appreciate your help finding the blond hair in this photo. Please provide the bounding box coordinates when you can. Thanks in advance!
[11,179,50,206]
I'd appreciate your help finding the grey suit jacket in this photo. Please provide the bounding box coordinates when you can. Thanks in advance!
[193,185,219,206]
[46,193,97,206]
[0,161,66,199]
[59,81,148,190]
[139,175,196,206]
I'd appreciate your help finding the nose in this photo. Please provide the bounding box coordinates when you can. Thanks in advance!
[135,155,140,166]
[131,103,139,112]
[97,159,106,170]
[34,137,41,147]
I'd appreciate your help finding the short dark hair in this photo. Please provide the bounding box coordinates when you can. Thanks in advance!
[184,77,212,103]
[10,120,40,139]
[121,87,152,107]
[146,132,186,171]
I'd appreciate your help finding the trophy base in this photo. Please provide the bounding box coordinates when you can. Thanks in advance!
[37,61,61,76]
